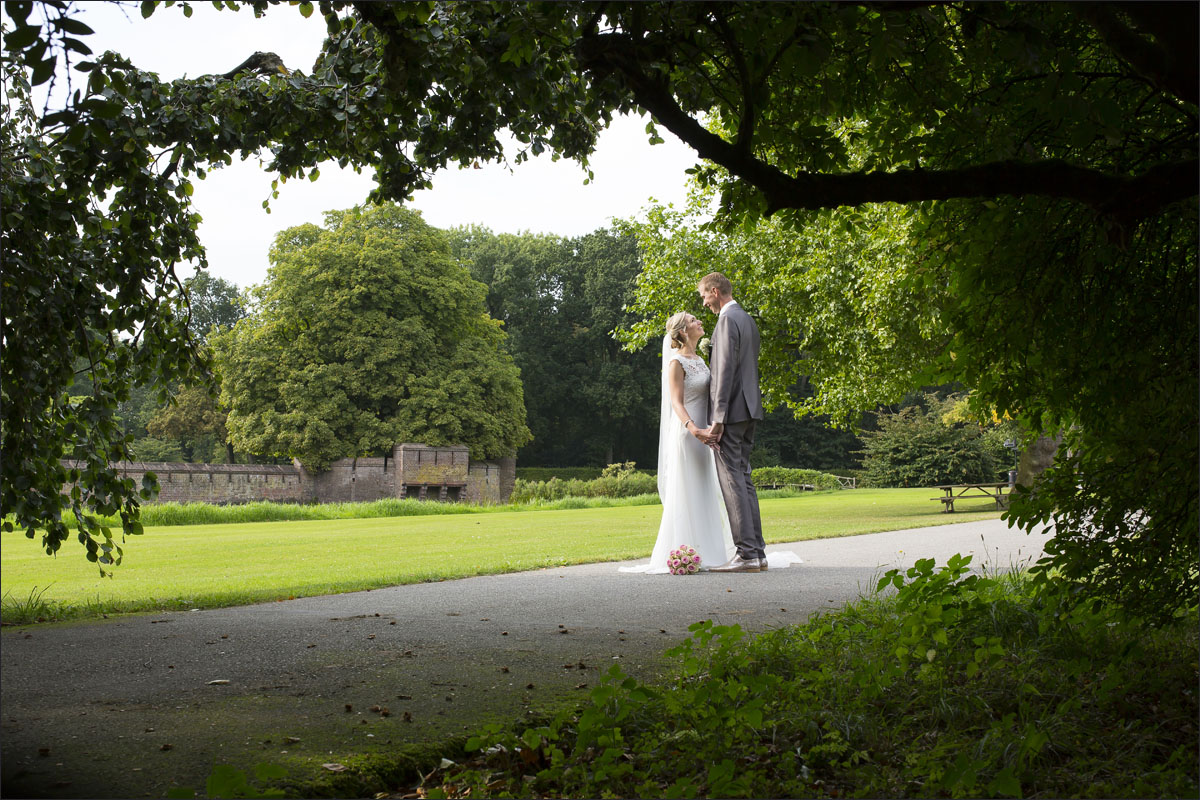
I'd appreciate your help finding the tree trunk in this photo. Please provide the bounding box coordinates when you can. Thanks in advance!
[1017,433,1062,488]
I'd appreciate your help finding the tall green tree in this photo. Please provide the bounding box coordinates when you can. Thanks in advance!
[182,272,246,345]
[448,227,658,467]
[212,205,529,469]
[568,229,660,466]
[144,385,228,463]
[135,273,246,464]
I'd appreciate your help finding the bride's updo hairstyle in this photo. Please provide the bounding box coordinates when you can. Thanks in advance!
[665,312,689,350]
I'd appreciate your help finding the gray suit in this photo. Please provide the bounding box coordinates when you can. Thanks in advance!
[708,301,766,560]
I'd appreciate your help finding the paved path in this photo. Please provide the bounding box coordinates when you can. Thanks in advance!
[2,519,1049,799]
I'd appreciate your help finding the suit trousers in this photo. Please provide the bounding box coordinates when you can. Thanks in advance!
[714,419,765,560]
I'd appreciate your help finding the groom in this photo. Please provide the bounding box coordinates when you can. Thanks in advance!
[697,272,768,573]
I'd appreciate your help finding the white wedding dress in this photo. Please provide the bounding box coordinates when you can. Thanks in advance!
[620,339,802,575]
[620,348,736,573]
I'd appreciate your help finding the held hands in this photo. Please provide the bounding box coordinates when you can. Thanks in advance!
[690,422,722,451]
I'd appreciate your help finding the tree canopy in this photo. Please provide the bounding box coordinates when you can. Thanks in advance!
[2,0,1195,611]
[212,204,529,469]
[448,226,660,467]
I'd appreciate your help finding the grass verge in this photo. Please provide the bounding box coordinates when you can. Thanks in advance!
[1,489,1001,624]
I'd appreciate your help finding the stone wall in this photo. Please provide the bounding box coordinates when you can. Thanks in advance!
[304,456,399,505]
[67,461,314,505]
[63,445,515,506]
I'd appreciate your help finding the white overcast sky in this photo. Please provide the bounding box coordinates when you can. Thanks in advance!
[60,2,700,289]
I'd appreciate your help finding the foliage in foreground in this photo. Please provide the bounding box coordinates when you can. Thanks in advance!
[413,561,1197,799]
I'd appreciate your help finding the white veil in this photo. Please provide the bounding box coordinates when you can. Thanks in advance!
[657,335,676,500]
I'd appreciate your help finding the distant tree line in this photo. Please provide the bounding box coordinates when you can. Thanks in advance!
[114,218,870,473]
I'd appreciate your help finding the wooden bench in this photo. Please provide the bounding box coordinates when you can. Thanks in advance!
[931,483,1009,512]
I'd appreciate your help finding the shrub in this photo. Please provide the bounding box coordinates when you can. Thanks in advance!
[859,394,1001,487]
[751,466,848,491]
[515,467,606,482]
[510,462,657,503]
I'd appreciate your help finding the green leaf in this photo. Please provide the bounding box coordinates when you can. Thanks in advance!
[254,762,288,781]
[4,23,41,50]
[986,767,1023,798]
[57,17,95,36]
[30,55,56,86]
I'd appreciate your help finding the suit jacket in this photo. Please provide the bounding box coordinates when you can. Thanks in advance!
[709,301,764,424]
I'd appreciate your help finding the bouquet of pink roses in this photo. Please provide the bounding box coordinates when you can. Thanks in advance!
[668,545,701,575]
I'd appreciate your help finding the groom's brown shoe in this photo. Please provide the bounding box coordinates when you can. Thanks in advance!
[711,554,763,573]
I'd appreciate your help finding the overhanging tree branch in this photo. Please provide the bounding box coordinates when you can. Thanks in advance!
[1074,3,1198,107]
[581,31,1198,219]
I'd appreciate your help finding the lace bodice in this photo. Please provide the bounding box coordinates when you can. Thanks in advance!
[670,353,711,426]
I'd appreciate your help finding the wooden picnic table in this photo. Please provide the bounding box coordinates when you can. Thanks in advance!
[931,482,1010,512]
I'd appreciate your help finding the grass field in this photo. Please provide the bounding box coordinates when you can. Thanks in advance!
[1,489,1003,622]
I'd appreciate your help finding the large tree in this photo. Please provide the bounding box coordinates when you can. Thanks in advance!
[138,273,245,464]
[212,204,529,469]
[3,1,1195,612]
[447,226,660,467]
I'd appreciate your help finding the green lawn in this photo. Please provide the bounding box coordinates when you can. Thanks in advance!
[1,488,1002,621]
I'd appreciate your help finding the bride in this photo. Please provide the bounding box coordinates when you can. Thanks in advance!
[620,312,736,573]
[621,312,803,575]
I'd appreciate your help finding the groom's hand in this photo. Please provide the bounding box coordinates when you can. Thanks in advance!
[709,422,724,443]
[695,425,721,447]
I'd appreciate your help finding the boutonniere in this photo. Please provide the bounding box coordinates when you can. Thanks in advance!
[698,337,711,357]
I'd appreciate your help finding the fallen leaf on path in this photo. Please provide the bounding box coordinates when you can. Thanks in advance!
[207,679,230,685]
[323,763,348,772]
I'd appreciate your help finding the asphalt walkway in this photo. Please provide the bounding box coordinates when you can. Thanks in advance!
[1,518,1050,799]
